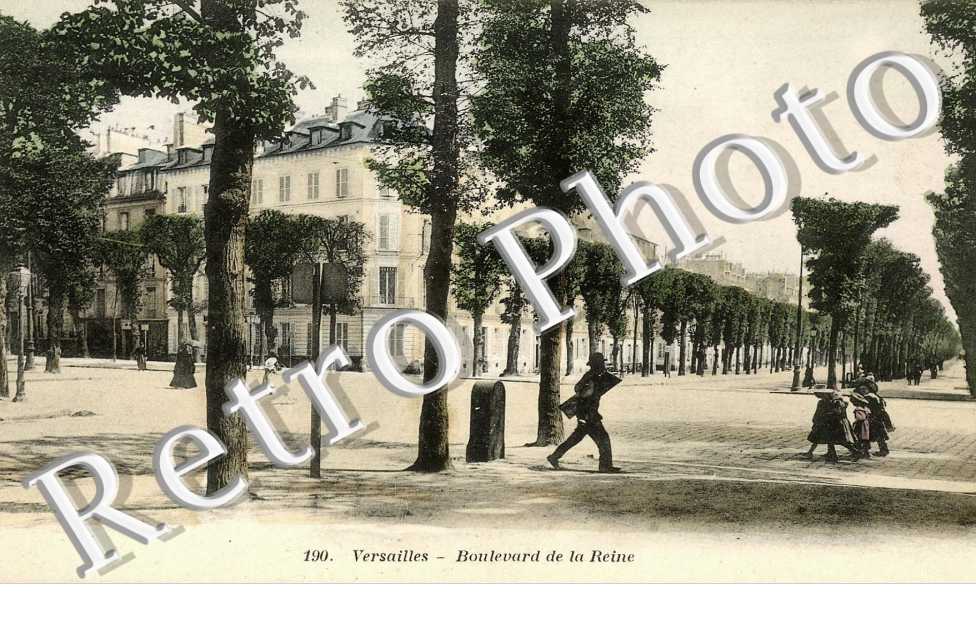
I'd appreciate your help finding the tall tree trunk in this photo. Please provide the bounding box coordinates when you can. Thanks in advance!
[471,310,483,377]
[677,319,687,375]
[526,0,576,447]
[409,0,460,470]
[74,309,90,358]
[587,319,600,355]
[188,305,200,360]
[502,309,522,376]
[202,87,255,493]
[328,303,338,346]
[826,316,841,388]
[641,308,652,377]
[631,300,639,374]
[119,306,128,360]
[262,309,277,359]
[176,308,186,348]
[841,327,848,387]
[743,339,752,376]
[713,345,720,375]
[0,271,8,397]
[565,316,575,376]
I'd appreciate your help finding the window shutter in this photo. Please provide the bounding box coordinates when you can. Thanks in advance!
[379,215,390,250]
[390,215,400,250]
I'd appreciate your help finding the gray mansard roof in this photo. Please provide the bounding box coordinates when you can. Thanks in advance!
[160,109,392,172]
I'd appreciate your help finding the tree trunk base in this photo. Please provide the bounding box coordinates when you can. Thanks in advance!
[405,459,454,473]
[523,438,559,447]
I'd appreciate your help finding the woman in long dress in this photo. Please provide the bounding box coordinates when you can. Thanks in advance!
[170,343,197,389]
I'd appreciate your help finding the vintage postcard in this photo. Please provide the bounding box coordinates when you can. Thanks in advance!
[0,0,974,584]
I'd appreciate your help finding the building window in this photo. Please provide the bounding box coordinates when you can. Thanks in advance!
[144,208,156,220]
[388,323,406,357]
[379,266,397,305]
[119,212,130,231]
[335,322,349,351]
[378,214,399,251]
[279,175,291,202]
[177,187,188,213]
[379,184,394,198]
[144,287,157,317]
[95,289,106,319]
[420,220,431,254]
[305,322,315,356]
[335,168,349,198]
[307,172,320,200]
[252,179,263,205]
[280,322,292,355]
[145,286,157,315]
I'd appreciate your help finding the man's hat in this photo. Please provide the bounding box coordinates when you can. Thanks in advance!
[587,352,606,368]
[850,392,869,406]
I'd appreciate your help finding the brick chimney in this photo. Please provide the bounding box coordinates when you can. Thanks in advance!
[324,94,348,123]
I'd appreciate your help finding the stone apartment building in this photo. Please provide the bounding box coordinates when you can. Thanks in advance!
[86,97,533,374]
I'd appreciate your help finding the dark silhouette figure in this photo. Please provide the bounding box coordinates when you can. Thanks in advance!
[548,352,621,473]
[170,343,197,389]
[132,344,147,371]
[804,389,861,462]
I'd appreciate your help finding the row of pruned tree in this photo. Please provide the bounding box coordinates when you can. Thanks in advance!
[452,226,816,380]
[452,217,960,396]
[95,209,368,369]
[922,1,976,398]
[791,196,960,388]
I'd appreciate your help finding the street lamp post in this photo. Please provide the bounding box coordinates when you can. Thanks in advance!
[790,250,805,391]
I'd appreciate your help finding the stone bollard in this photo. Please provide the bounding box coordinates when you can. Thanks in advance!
[466,380,506,462]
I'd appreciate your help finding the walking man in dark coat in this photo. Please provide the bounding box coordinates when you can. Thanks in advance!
[547,352,621,473]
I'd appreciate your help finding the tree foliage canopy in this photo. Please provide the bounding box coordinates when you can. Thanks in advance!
[54,0,310,141]
[471,0,662,211]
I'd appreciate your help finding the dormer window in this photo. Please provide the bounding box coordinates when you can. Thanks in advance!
[339,123,352,141]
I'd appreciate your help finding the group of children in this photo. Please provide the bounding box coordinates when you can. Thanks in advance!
[804,372,895,463]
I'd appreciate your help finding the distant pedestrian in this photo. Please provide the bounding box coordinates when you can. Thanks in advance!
[170,343,197,389]
[548,352,621,473]
[913,364,923,386]
[132,344,147,371]
[263,351,280,385]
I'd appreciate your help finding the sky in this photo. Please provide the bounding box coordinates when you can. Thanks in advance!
[3,0,959,318]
